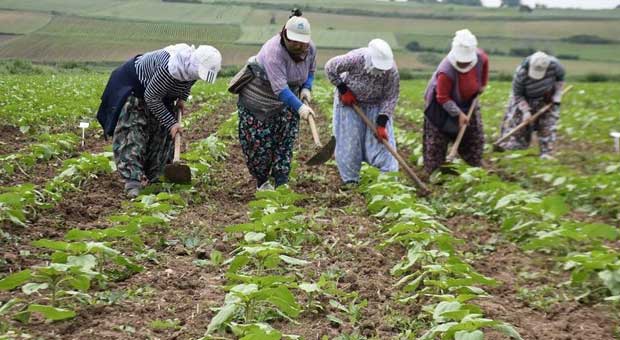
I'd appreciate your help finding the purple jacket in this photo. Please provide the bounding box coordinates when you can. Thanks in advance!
[256,35,317,96]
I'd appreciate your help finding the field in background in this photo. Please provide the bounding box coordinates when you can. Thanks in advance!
[0,0,619,76]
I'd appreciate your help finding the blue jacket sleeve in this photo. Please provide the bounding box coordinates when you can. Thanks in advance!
[278,88,303,112]
[302,72,314,90]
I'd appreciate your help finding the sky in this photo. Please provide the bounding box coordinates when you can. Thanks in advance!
[480,0,620,9]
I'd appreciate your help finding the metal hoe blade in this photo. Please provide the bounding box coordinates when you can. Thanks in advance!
[164,162,191,184]
[306,136,336,166]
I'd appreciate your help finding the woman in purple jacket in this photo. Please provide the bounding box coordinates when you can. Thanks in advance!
[236,10,317,190]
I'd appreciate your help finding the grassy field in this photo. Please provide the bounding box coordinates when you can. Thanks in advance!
[91,2,252,24]
[207,0,620,20]
[397,33,620,63]
[0,10,51,34]
[40,16,240,43]
[0,0,128,15]
[237,25,400,50]
[0,1,619,76]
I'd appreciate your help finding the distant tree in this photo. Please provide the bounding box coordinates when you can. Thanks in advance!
[443,0,482,6]
[269,13,276,25]
[501,0,520,7]
[406,41,422,52]
[509,47,537,57]
[519,4,532,12]
[563,34,615,44]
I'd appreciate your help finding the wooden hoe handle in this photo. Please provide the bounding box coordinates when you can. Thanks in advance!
[352,104,430,195]
[173,109,183,163]
[494,85,573,146]
[303,99,322,147]
[447,96,480,162]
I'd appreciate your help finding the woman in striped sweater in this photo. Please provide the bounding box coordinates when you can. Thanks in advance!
[496,51,565,159]
[97,43,222,197]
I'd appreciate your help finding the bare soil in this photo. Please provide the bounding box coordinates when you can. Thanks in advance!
[1,98,618,340]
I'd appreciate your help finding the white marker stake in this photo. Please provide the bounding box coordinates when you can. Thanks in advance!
[611,132,620,153]
[79,121,90,148]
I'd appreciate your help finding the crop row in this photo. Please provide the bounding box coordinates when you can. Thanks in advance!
[0,106,233,337]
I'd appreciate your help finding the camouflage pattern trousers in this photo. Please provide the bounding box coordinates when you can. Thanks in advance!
[497,97,559,155]
[423,109,485,175]
[112,96,175,185]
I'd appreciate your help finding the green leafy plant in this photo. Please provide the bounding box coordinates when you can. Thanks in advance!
[0,133,78,178]
[0,255,101,322]
[205,283,301,335]
[226,187,309,245]
[420,300,522,340]
[0,184,48,226]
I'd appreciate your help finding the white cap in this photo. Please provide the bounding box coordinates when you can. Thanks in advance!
[450,29,478,63]
[368,39,394,71]
[194,45,222,83]
[285,16,311,43]
[528,51,551,80]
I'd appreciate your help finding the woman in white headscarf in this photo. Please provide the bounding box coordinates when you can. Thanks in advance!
[422,29,489,175]
[324,39,400,189]
[97,43,222,197]
[496,51,565,159]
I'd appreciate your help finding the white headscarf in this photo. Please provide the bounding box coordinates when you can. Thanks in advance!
[165,43,200,82]
[447,29,478,73]
[363,51,385,76]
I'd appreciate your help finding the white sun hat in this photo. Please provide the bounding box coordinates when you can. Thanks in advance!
[449,29,478,63]
[285,16,311,43]
[368,38,394,71]
[528,51,551,80]
[194,45,222,83]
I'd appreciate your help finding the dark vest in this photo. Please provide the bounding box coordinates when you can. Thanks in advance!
[96,56,145,138]
[423,51,484,135]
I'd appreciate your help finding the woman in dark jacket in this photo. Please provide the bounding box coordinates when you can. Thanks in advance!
[97,43,222,197]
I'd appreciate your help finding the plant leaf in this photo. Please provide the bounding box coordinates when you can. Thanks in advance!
[21,283,48,295]
[455,330,484,340]
[0,270,32,291]
[27,304,76,321]
[206,303,239,334]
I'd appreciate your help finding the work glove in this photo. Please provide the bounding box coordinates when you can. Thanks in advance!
[169,123,182,138]
[337,83,357,106]
[298,104,316,121]
[300,88,312,103]
[375,114,389,141]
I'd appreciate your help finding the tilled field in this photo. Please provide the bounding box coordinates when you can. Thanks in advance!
[1,76,619,339]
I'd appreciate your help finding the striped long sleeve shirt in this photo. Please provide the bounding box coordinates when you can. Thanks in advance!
[134,50,196,130]
[513,57,565,105]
